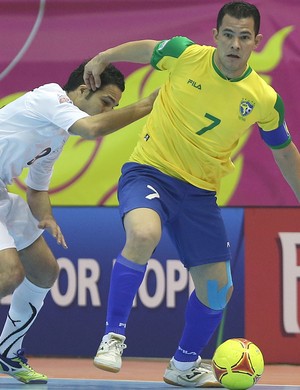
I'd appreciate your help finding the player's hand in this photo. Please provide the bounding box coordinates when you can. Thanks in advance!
[83,55,109,91]
[147,88,160,106]
[38,218,68,249]
[138,88,160,112]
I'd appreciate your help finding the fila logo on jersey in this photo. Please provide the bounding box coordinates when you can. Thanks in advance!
[187,79,201,90]
[145,185,160,200]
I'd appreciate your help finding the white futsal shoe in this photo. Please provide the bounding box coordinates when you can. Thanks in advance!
[93,332,127,373]
[163,356,222,387]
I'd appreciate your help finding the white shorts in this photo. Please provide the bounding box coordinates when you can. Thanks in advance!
[0,187,43,251]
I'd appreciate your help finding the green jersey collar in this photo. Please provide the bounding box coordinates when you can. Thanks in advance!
[212,50,252,82]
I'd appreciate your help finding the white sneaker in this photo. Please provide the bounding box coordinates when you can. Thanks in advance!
[163,357,222,388]
[93,332,127,373]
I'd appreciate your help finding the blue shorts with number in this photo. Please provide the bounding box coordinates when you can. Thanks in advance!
[118,162,231,268]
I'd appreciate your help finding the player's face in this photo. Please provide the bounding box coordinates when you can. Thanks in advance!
[77,84,122,116]
[212,14,262,79]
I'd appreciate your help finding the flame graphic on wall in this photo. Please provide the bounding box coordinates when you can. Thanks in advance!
[3,27,294,206]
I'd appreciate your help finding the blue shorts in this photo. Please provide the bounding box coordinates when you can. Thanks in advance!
[118,162,231,268]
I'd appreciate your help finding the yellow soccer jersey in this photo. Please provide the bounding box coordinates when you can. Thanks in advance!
[129,36,291,192]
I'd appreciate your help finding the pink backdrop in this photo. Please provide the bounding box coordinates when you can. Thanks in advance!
[1,0,299,205]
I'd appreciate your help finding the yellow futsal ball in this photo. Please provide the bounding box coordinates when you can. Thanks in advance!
[212,338,264,390]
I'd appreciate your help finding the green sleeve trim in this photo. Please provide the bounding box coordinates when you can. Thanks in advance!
[150,36,195,70]
[268,137,292,150]
[274,94,285,126]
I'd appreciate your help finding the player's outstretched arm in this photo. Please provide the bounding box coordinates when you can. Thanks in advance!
[84,40,159,90]
[272,141,300,202]
[69,89,159,139]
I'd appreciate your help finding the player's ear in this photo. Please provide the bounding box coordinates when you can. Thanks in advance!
[212,28,219,44]
[78,84,88,95]
[254,34,263,49]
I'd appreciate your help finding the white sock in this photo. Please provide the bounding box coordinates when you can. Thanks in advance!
[172,357,196,371]
[0,278,50,358]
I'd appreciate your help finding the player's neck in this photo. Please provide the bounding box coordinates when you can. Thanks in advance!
[213,52,248,80]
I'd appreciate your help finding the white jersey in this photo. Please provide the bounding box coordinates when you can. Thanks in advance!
[0,83,89,190]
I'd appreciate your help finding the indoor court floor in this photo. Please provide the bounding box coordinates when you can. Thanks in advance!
[0,357,299,389]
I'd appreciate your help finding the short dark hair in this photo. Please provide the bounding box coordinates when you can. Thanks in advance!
[63,61,125,93]
[217,1,260,36]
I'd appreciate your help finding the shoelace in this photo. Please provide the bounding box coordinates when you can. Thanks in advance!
[14,349,28,364]
[107,339,127,352]
[14,348,37,371]
[193,363,211,374]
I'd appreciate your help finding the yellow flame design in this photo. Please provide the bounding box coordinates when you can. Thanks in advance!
[0,92,25,108]
[250,26,294,72]
[4,26,294,205]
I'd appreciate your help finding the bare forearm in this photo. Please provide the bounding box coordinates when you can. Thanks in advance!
[272,142,300,202]
[86,99,151,137]
[69,89,158,139]
[26,187,53,222]
[99,40,158,64]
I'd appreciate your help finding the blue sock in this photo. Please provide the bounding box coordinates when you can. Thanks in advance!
[105,254,147,336]
[174,290,223,362]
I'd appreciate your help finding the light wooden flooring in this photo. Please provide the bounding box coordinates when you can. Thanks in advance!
[9,357,300,385]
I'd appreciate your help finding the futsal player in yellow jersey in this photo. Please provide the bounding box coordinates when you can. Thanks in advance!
[84,2,300,387]
[131,38,289,193]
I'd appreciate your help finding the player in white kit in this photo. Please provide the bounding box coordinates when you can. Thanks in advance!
[0,61,156,384]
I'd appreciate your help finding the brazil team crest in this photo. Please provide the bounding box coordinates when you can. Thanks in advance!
[239,99,255,117]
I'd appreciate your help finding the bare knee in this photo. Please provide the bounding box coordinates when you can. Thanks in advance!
[40,258,59,287]
[191,261,233,310]
[123,227,161,263]
[27,255,59,288]
[132,227,160,247]
[0,259,25,298]
[226,285,234,302]
[19,237,59,288]
[122,209,162,263]
[194,283,233,311]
